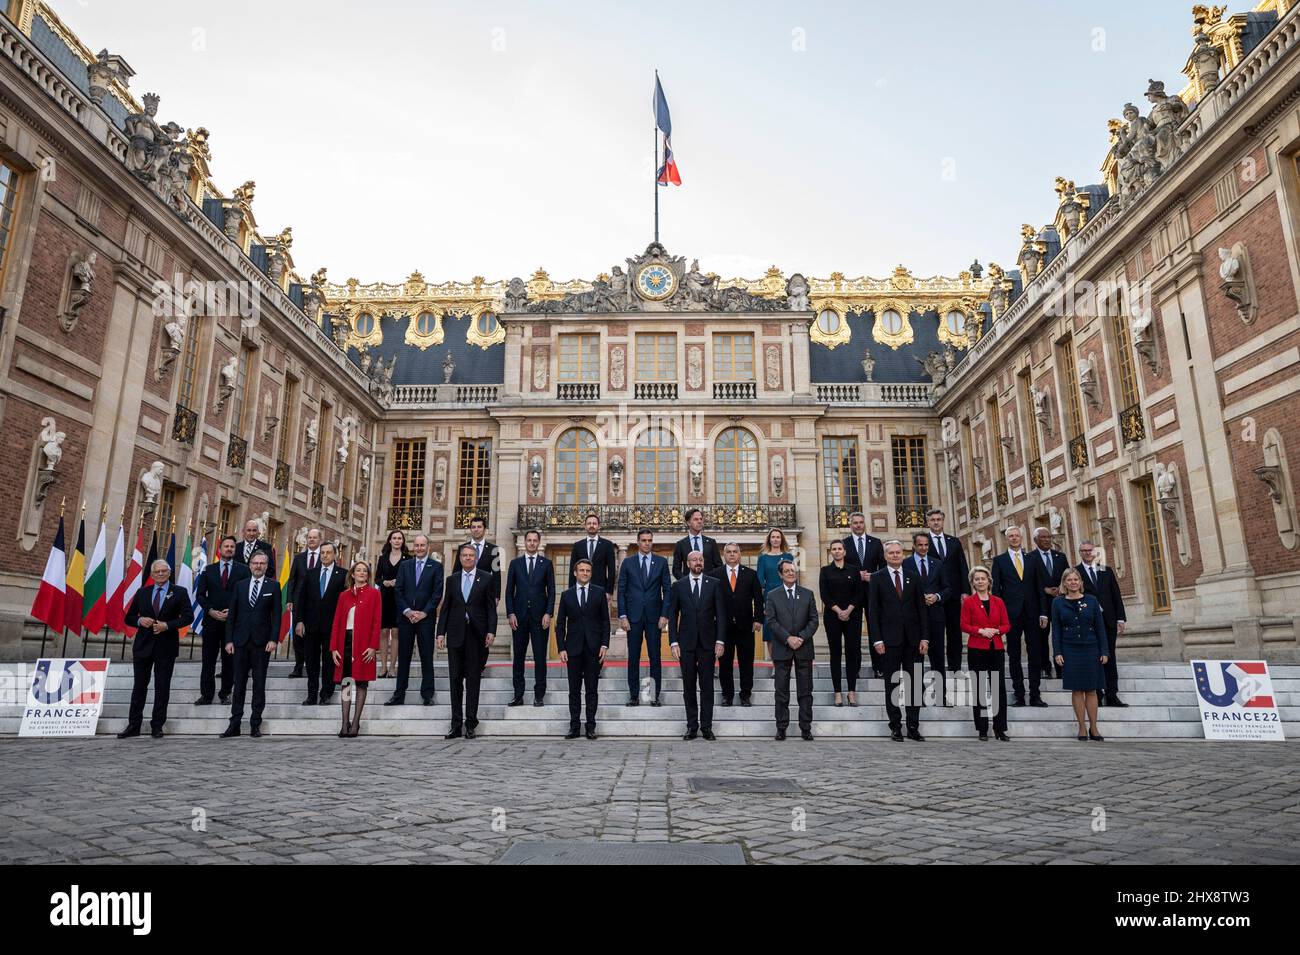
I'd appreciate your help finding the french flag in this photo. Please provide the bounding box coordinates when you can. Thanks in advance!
[654,74,681,186]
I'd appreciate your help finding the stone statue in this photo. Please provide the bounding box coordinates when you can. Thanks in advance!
[336,440,349,469]
[359,455,372,493]
[686,346,703,389]
[610,346,626,390]
[917,351,948,387]
[1048,504,1064,539]
[1219,245,1241,281]
[434,456,448,502]
[870,457,884,498]
[1031,384,1053,435]
[532,351,548,390]
[785,273,810,312]
[213,355,238,413]
[1190,32,1222,93]
[1219,243,1252,320]
[609,266,630,308]
[124,93,168,181]
[689,455,705,497]
[608,454,624,496]
[771,454,785,497]
[1155,462,1178,501]
[163,315,186,353]
[61,252,98,333]
[684,260,715,306]
[304,417,319,452]
[357,345,373,376]
[442,352,455,384]
[504,277,529,312]
[1078,354,1100,408]
[376,356,397,402]
[140,461,165,505]
[1016,225,1043,279]
[529,456,543,497]
[1145,79,1188,170]
[860,348,875,382]
[38,417,64,472]
[1116,102,1159,209]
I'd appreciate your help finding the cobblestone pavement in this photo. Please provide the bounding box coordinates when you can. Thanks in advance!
[2,737,1298,864]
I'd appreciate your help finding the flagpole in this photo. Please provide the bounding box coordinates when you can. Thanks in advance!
[653,70,660,245]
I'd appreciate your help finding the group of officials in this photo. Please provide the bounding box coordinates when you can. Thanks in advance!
[115,507,1125,743]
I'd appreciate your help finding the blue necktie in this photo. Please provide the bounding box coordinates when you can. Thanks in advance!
[462,573,472,602]
[320,568,329,598]
[414,560,423,586]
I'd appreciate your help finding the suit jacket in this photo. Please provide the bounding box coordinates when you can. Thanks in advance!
[569,536,618,592]
[505,553,556,623]
[665,573,726,652]
[843,532,885,604]
[232,538,276,577]
[1030,548,1070,617]
[285,549,324,609]
[298,562,348,637]
[124,584,194,661]
[960,593,1010,651]
[330,586,383,683]
[910,553,950,633]
[1078,562,1125,634]
[990,550,1036,622]
[463,539,502,602]
[394,556,444,624]
[764,584,818,662]
[225,576,282,648]
[617,552,671,624]
[709,563,765,632]
[555,583,610,655]
[867,565,929,649]
[671,534,723,580]
[927,531,970,599]
[194,559,250,638]
[436,570,498,649]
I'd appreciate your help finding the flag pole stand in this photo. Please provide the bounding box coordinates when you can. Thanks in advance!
[38,623,49,659]
[60,628,70,657]
[102,626,110,657]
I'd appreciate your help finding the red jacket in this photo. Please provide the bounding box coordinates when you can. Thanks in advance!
[961,593,1010,651]
[330,585,382,682]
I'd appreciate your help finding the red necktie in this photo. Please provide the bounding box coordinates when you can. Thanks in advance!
[153,588,163,614]
[221,563,229,588]
[894,570,903,598]
[308,552,316,570]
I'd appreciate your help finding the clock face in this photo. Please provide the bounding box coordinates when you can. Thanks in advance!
[636,264,676,301]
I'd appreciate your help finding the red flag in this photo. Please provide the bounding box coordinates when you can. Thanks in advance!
[119,526,145,638]
[30,516,66,630]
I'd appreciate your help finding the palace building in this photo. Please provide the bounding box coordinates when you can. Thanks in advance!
[0,0,1298,664]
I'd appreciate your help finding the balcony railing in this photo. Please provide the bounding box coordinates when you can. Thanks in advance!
[815,382,933,406]
[713,381,757,401]
[389,383,500,406]
[456,505,490,529]
[226,434,248,471]
[1068,433,1089,470]
[896,504,927,528]
[1028,458,1045,490]
[1120,402,1146,445]
[995,478,1008,507]
[387,506,423,531]
[518,503,797,531]
[634,381,678,401]
[557,382,600,401]
[311,481,324,510]
[172,403,198,444]
[274,459,290,491]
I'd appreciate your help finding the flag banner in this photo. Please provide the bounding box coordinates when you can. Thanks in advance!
[106,524,126,635]
[19,659,110,737]
[190,537,208,636]
[82,521,108,634]
[654,74,681,186]
[120,527,145,638]
[30,517,67,631]
[64,518,85,638]
[176,531,194,639]
[278,534,293,642]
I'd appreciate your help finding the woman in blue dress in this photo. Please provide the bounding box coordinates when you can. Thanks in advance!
[1051,567,1109,741]
[755,528,793,649]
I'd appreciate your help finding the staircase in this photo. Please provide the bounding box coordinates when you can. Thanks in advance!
[3,661,1297,739]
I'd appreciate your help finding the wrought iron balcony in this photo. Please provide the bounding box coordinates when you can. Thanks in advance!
[517,503,796,532]
[1120,402,1146,444]
[226,434,248,471]
[713,380,757,401]
[634,381,678,401]
[966,494,980,522]
[557,382,600,401]
[1068,433,1089,470]
[311,481,324,510]
[1028,458,1045,489]
[274,459,290,491]
[824,504,860,529]
[897,504,927,528]
[387,506,423,531]
[995,478,1008,507]
[172,403,198,444]
[456,505,490,529]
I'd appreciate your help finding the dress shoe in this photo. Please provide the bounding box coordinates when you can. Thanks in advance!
[1088,732,1105,742]
[701,729,716,741]
[1012,697,1026,707]
[801,730,815,741]
[444,728,463,739]
[508,697,524,707]
[384,694,405,706]
[193,696,213,706]
[151,728,164,739]
[891,730,905,742]
[626,697,639,706]
[740,697,752,707]
[250,726,263,738]
[1030,697,1048,708]
[347,727,359,738]
[682,729,698,741]
[907,729,926,742]
[464,728,476,740]
[565,729,581,739]
[320,691,334,704]
[1108,696,1129,707]
[651,697,662,707]
[720,698,733,707]
[116,727,141,739]
[422,696,436,706]
[978,733,989,741]
[995,732,1011,742]
[218,693,231,705]
[774,730,787,740]
[219,724,240,739]
[533,698,544,707]
[302,697,318,706]
[585,730,598,740]
[338,727,348,738]
[290,666,304,678]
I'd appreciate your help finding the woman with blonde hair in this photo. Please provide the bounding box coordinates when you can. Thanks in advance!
[1051,567,1108,741]
[960,565,1010,741]
[755,528,793,647]
[330,560,382,737]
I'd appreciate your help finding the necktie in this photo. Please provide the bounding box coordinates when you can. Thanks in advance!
[320,568,329,598]
[692,578,699,599]
[528,556,535,577]
[414,560,423,586]
[1013,551,1023,580]
[475,543,482,565]
[462,573,472,602]
[935,535,945,559]
[893,570,902,597]
[250,578,261,606]
[308,551,316,570]
[579,586,586,608]
[1042,551,1051,573]
[1088,564,1098,587]
[787,587,795,602]
[857,537,865,563]
[221,562,229,588]
[588,538,595,559]
[153,587,163,615]
[920,557,927,578]
[692,536,699,554]
[729,568,736,591]
[245,541,253,561]
[642,555,649,579]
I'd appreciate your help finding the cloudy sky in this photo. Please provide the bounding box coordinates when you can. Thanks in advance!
[54,0,1197,283]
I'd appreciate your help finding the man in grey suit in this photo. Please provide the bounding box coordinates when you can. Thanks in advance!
[765,559,818,741]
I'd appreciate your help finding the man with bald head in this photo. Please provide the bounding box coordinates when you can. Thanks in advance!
[285,527,324,678]
[120,559,194,739]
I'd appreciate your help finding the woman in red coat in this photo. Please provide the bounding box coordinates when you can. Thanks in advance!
[961,566,1012,741]
[330,560,382,737]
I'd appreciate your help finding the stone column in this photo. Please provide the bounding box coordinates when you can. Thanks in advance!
[790,320,812,395]
[503,322,524,399]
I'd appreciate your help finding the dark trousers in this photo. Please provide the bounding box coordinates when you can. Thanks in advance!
[943,599,964,672]
[512,617,549,700]
[881,643,921,732]
[1006,611,1041,701]
[566,647,601,731]
[773,655,813,732]
[1102,628,1119,696]
[447,635,486,731]
[1036,619,1057,677]
[395,618,436,701]
[229,641,271,727]
[823,609,862,693]
[292,629,304,668]
[924,621,949,705]
[718,625,756,700]
[127,654,175,731]
[303,627,335,699]
[679,647,715,731]
[968,646,1008,733]
[198,622,232,701]
[625,620,661,700]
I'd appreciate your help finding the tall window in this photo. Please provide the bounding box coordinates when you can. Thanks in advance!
[217,502,237,540]
[177,316,204,410]
[278,375,298,463]
[1111,295,1140,408]
[961,418,975,493]
[987,397,1006,481]
[558,334,600,382]
[391,439,427,516]
[157,487,177,541]
[458,438,493,514]
[1018,370,1042,461]
[1138,479,1171,613]
[822,436,860,511]
[230,345,253,435]
[314,401,332,484]
[1058,336,1085,437]
[635,333,676,381]
[891,435,928,514]
[715,428,759,504]
[635,428,678,503]
[0,159,22,280]
[713,333,754,380]
[555,428,598,505]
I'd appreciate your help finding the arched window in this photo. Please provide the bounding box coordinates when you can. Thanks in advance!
[635,428,678,504]
[879,309,903,335]
[715,427,758,504]
[945,310,964,337]
[816,309,841,335]
[476,312,499,336]
[415,311,437,335]
[354,311,376,337]
[555,428,598,506]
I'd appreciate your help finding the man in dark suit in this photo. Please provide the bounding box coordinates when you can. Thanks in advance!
[436,544,498,739]
[221,551,281,738]
[232,518,276,575]
[765,558,818,741]
[671,508,723,580]
[568,513,618,597]
[119,559,193,739]
[555,558,609,739]
[926,508,970,673]
[1079,540,1128,707]
[709,542,764,706]
[991,525,1046,707]
[284,527,324,678]
[294,540,347,706]
[389,533,443,706]
[910,532,951,706]
[505,529,556,706]
[842,510,885,677]
[193,535,249,706]
[616,529,670,706]
[465,517,502,679]
[666,550,726,740]
[868,540,930,741]
[1031,525,1070,679]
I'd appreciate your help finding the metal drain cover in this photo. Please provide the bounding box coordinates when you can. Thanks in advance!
[497,840,745,865]
[688,777,803,794]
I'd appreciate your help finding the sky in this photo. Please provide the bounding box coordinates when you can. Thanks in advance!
[51,0,1201,284]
